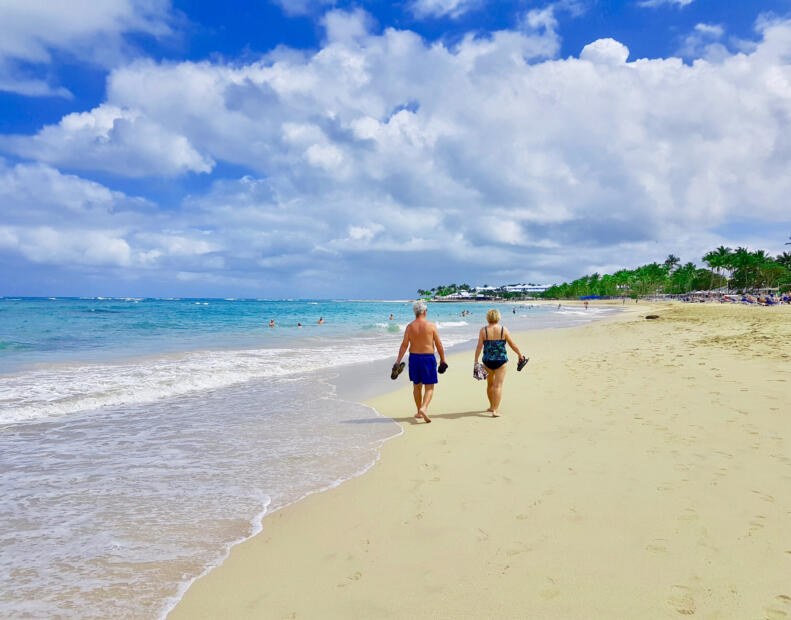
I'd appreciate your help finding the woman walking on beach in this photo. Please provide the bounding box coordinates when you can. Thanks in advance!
[474,309,527,417]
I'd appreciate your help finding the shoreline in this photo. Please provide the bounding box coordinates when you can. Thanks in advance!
[169,301,791,619]
[165,304,637,618]
[158,395,404,620]
[157,305,623,619]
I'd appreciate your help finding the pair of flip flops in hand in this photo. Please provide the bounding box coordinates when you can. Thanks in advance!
[474,356,529,380]
[391,361,448,380]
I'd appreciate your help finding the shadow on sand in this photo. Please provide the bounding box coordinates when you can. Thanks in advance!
[343,410,492,426]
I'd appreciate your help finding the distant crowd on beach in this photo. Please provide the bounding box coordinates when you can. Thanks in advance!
[680,292,790,306]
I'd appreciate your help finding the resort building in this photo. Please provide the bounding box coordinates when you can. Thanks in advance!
[475,283,551,295]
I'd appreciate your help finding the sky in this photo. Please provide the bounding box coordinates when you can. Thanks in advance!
[1,0,791,298]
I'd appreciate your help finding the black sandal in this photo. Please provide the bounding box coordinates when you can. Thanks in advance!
[517,356,529,372]
[391,362,405,380]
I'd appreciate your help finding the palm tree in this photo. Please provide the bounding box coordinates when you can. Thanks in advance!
[728,247,751,291]
[671,262,697,293]
[702,250,718,291]
[710,245,734,291]
[664,254,681,272]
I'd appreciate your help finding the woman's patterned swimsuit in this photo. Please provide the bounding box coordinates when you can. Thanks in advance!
[483,326,508,370]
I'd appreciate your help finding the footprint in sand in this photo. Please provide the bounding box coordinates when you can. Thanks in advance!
[748,516,766,535]
[646,539,668,553]
[678,508,698,522]
[752,490,775,503]
[506,542,532,557]
[667,584,696,615]
[764,594,791,619]
[337,571,363,587]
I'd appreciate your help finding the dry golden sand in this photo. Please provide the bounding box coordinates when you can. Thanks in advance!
[170,303,791,620]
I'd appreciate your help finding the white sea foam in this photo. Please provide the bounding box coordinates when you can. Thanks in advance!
[436,320,469,328]
[0,333,472,425]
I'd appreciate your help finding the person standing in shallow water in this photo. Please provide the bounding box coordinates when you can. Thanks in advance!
[474,309,526,417]
[394,300,447,423]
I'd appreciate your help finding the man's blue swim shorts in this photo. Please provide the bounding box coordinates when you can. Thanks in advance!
[408,353,438,385]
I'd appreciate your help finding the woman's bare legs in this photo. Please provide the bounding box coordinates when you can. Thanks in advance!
[485,371,495,412]
[486,365,508,416]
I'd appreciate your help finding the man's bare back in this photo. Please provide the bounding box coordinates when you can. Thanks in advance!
[403,316,441,354]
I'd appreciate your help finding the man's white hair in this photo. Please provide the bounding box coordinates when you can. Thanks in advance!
[413,300,427,316]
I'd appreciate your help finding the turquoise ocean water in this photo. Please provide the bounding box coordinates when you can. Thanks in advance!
[0,297,617,618]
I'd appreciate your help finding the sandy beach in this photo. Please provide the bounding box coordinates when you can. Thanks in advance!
[169,302,791,619]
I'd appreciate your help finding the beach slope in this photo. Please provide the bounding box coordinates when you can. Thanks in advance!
[169,303,791,619]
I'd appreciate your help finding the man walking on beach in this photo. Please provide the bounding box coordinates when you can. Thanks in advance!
[394,300,447,423]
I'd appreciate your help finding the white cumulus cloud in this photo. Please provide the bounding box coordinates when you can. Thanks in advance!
[0,0,175,97]
[677,23,728,60]
[1,104,214,177]
[3,11,791,295]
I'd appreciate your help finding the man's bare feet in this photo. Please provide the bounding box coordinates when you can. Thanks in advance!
[491,410,500,417]
[417,408,432,423]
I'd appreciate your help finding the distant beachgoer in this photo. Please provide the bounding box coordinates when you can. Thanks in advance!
[394,300,447,423]
[474,309,526,418]
[557,304,561,310]
[269,319,275,327]
[389,314,394,321]
[318,317,324,324]
[512,308,516,314]
[584,301,589,310]
[297,322,302,328]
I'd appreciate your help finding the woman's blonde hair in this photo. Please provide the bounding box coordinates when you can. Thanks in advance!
[486,308,500,324]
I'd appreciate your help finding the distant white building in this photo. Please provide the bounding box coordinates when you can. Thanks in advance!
[443,290,473,299]
[474,283,550,294]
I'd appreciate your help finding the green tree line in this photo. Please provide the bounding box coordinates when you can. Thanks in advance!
[417,283,472,297]
[539,247,791,299]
